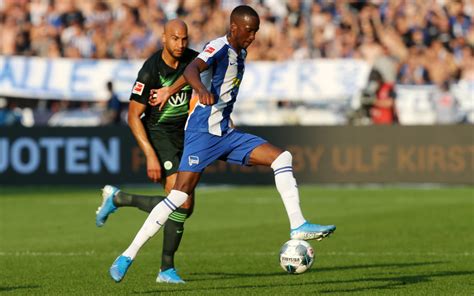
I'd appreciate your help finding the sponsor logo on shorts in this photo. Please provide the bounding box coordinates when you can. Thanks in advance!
[188,155,199,166]
[132,81,144,95]
[164,161,173,170]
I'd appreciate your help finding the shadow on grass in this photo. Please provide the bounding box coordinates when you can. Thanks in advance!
[135,262,471,294]
[185,261,447,282]
[0,285,40,292]
[318,270,474,294]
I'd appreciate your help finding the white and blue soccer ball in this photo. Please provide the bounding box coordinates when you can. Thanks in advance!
[279,239,315,274]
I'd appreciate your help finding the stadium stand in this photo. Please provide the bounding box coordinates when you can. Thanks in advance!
[0,0,472,126]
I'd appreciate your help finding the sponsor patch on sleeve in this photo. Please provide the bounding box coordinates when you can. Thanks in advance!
[204,46,215,54]
[132,81,144,95]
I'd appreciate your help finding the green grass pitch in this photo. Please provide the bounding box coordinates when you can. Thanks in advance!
[0,185,473,295]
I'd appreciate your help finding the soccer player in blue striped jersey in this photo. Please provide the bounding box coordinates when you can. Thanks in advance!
[109,5,336,283]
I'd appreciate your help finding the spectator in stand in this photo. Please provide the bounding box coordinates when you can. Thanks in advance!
[432,81,463,124]
[1,0,473,126]
[0,98,10,126]
[103,81,123,125]
[425,38,458,85]
[458,45,474,80]
[397,48,431,84]
[369,70,397,125]
[1,0,472,68]
[0,98,23,126]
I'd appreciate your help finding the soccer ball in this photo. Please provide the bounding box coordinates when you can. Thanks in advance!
[279,239,315,274]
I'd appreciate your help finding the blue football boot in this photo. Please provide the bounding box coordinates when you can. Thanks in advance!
[95,185,119,227]
[110,255,133,283]
[156,268,185,284]
[290,221,336,241]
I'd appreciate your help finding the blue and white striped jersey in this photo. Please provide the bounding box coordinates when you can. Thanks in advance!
[185,36,246,136]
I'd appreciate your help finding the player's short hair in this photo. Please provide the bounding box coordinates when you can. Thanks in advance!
[230,5,259,22]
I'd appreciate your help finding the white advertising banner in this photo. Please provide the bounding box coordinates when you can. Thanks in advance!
[396,83,473,124]
[0,56,140,101]
[395,85,438,125]
[239,59,371,101]
[0,56,370,102]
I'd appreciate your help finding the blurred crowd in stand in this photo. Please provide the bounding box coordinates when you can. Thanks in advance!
[0,0,472,126]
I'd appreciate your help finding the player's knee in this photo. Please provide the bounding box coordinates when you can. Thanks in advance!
[173,176,198,195]
[271,151,293,170]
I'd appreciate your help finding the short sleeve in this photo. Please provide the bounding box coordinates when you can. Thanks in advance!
[130,58,160,105]
[197,40,227,67]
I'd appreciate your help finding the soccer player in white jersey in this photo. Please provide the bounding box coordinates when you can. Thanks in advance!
[109,5,336,283]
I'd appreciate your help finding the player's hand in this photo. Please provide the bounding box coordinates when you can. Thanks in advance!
[196,88,215,105]
[149,87,171,111]
[146,155,162,183]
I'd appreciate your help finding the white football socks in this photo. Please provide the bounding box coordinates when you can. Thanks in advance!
[271,151,306,229]
[122,190,188,259]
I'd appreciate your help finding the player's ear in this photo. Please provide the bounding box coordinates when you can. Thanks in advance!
[161,33,166,46]
[230,22,238,36]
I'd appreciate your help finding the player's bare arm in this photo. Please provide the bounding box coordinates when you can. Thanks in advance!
[128,100,162,183]
[183,59,214,105]
[148,75,188,110]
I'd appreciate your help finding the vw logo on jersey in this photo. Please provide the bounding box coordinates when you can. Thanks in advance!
[168,92,188,106]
